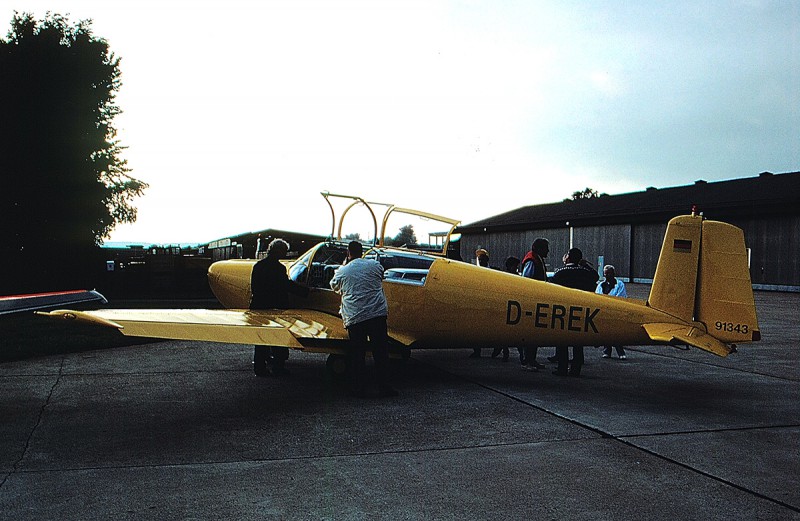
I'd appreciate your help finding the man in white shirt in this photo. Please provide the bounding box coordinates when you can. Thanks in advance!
[330,241,398,398]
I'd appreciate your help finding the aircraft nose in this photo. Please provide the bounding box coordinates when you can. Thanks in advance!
[207,262,224,294]
[205,260,253,309]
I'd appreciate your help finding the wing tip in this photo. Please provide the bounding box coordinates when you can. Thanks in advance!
[36,309,123,329]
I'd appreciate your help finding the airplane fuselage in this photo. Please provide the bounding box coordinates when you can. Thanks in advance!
[382,258,670,349]
[208,254,675,350]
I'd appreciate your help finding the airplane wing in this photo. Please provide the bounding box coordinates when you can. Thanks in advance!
[643,323,735,357]
[0,290,107,315]
[37,308,350,350]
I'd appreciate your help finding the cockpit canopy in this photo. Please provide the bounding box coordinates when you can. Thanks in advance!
[287,193,459,290]
[321,192,460,256]
[289,241,436,289]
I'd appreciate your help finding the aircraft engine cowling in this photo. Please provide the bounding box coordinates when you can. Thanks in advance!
[207,260,256,309]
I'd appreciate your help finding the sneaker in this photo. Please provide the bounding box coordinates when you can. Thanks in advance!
[619,355,627,360]
[602,354,610,359]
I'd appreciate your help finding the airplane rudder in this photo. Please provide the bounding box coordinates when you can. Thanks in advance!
[696,220,760,344]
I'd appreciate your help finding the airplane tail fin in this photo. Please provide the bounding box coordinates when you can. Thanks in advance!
[648,215,703,325]
[647,214,760,356]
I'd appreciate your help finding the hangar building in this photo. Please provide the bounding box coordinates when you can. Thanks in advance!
[456,171,800,292]
[205,229,326,261]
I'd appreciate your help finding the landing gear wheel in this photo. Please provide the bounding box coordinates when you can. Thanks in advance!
[326,354,348,380]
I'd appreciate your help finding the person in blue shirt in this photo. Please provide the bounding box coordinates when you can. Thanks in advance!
[596,264,628,360]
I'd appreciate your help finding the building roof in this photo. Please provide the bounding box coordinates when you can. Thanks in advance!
[208,228,326,248]
[458,171,800,233]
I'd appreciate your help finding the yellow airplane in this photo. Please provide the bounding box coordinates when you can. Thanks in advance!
[39,193,760,372]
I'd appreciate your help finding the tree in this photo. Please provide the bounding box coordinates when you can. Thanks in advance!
[390,225,417,247]
[0,12,147,292]
[569,187,599,200]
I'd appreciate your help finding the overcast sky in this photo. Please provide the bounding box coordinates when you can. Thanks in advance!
[11,0,800,244]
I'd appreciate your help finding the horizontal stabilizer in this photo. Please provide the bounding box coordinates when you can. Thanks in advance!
[37,308,349,348]
[643,323,735,357]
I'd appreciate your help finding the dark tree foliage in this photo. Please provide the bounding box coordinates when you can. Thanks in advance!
[390,225,417,247]
[0,12,147,292]
[569,187,599,200]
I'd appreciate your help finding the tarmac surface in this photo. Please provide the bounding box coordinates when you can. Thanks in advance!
[1,285,798,520]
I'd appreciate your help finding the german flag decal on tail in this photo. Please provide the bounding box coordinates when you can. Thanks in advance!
[673,239,692,253]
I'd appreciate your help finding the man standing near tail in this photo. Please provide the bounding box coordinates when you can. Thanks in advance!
[597,264,628,359]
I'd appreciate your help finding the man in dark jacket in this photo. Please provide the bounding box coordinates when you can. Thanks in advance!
[551,247,599,377]
[250,239,308,376]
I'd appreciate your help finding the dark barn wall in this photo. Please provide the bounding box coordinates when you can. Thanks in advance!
[462,225,631,277]
[571,224,631,278]
[457,171,800,290]
[735,215,800,287]
[463,215,799,288]
[461,231,521,269]
[517,228,571,273]
[462,228,568,271]
[630,223,667,282]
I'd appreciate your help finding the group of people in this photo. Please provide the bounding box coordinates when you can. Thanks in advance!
[250,235,628,396]
[476,239,628,377]
[249,238,398,398]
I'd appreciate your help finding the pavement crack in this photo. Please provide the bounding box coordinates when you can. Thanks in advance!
[619,423,800,438]
[626,348,800,382]
[1,357,65,490]
[614,436,800,513]
[416,357,800,515]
